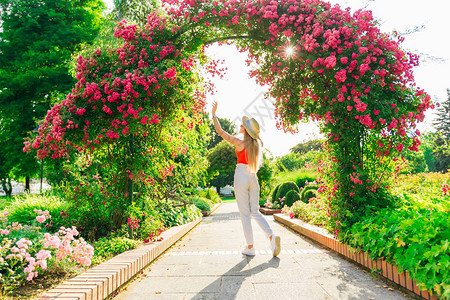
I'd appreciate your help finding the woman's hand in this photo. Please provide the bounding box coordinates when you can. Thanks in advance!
[212,101,218,116]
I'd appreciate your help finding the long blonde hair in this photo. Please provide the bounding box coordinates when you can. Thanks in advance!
[243,131,263,173]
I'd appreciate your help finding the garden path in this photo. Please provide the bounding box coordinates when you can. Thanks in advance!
[115,203,412,300]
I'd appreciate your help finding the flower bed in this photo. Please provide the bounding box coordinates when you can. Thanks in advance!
[36,216,202,300]
[274,213,440,300]
[0,210,94,295]
[343,208,449,299]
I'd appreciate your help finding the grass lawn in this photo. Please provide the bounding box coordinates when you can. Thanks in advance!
[221,197,236,203]
[0,196,13,210]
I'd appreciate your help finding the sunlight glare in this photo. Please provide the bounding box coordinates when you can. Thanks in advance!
[285,46,294,57]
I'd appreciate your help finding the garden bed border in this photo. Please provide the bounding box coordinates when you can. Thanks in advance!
[259,207,282,215]
[36,216,202,300]
[274,213,440,300]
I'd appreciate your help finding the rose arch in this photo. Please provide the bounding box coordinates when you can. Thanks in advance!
[25,0,432,234]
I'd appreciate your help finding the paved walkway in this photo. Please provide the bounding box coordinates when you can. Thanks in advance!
[115,203,411,300]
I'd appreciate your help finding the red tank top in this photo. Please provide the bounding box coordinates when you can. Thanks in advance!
[236,148,248,164]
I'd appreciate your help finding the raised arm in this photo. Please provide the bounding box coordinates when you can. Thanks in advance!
[211,101,243,149]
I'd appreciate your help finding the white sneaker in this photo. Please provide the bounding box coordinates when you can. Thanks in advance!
[270,235,281,257]
[241,247,256,256]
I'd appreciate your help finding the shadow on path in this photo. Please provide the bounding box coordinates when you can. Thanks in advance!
[190,256,280,299]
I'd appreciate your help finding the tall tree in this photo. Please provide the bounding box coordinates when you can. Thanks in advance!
[432,89,450,172]
[434,89,450,140]
[111,0,158,26]
[207,141,236,194]
[0,0,105,194]
[202,114,237,150]
[290,139,324,155]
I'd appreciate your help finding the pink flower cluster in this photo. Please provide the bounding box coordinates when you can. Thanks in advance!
[1,210,94,283]
[34,209,51,223]
[442,184,450,196]
[128,217,140,230]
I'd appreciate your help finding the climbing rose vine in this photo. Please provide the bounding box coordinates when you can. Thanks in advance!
[25,0,432,233]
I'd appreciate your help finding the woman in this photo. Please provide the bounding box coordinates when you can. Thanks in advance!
[211,101,281,257]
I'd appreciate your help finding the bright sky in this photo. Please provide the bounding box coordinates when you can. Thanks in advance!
[104,0,450,157]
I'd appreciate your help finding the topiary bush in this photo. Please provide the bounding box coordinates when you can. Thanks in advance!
[300,185,318,203]
[275,181,300,203]
[285,190,301,207]
[271,184,281,203]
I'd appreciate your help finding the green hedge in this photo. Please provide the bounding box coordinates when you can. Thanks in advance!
[285,190,300,207]
[271,184,281,203]
[344,208,450,298]
[300,185,318,203]
[295,174,317,188]
[93,236,139,264]
[275,181,299,202]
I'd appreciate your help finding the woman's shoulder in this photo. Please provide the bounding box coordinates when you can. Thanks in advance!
[234,138,245,152]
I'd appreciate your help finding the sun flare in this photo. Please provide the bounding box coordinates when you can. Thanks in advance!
[285,46,294,57]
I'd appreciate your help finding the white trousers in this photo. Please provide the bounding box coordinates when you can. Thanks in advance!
[234,164,274,245]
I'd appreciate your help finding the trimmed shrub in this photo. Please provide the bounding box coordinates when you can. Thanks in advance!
[300,185,318,203]
[295,174,317,188]
[285,190,301,207]
[259,198,266,207]
[192,197,211,212]
[271,184,281,203]
[93,236,139,264]
[275,181,300,203]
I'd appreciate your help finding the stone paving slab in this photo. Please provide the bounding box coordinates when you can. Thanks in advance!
[115,203,412,300]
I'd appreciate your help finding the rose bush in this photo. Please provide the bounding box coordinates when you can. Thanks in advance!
[0,211,93,293]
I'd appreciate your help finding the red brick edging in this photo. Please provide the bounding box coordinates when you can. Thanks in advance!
[274,213,440,300]
[36,217,202,300]
[259,207,282,215]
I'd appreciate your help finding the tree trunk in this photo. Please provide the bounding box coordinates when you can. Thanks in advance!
[25,176,30,191]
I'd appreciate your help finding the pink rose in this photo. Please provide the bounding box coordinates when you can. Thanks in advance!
[36,215,46,223]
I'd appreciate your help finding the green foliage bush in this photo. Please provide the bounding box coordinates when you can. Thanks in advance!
[7,193,71,231]
[295,173,317,188]
[93,236,139,264]
[275,151,325,172]
[257,151,276,199]
[290,200,306,218]
[290,198,328,227]
[300,185,318,203]
[275,182,299,203]
[344,208,450,298]
[285,190,300,207]
[271,184,281,203]
[192,197,211,211]
[276,153,304,172]
[200,189,222,204]
[155,202,201,228]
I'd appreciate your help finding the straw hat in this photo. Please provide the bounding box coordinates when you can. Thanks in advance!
[242,116,260,139]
